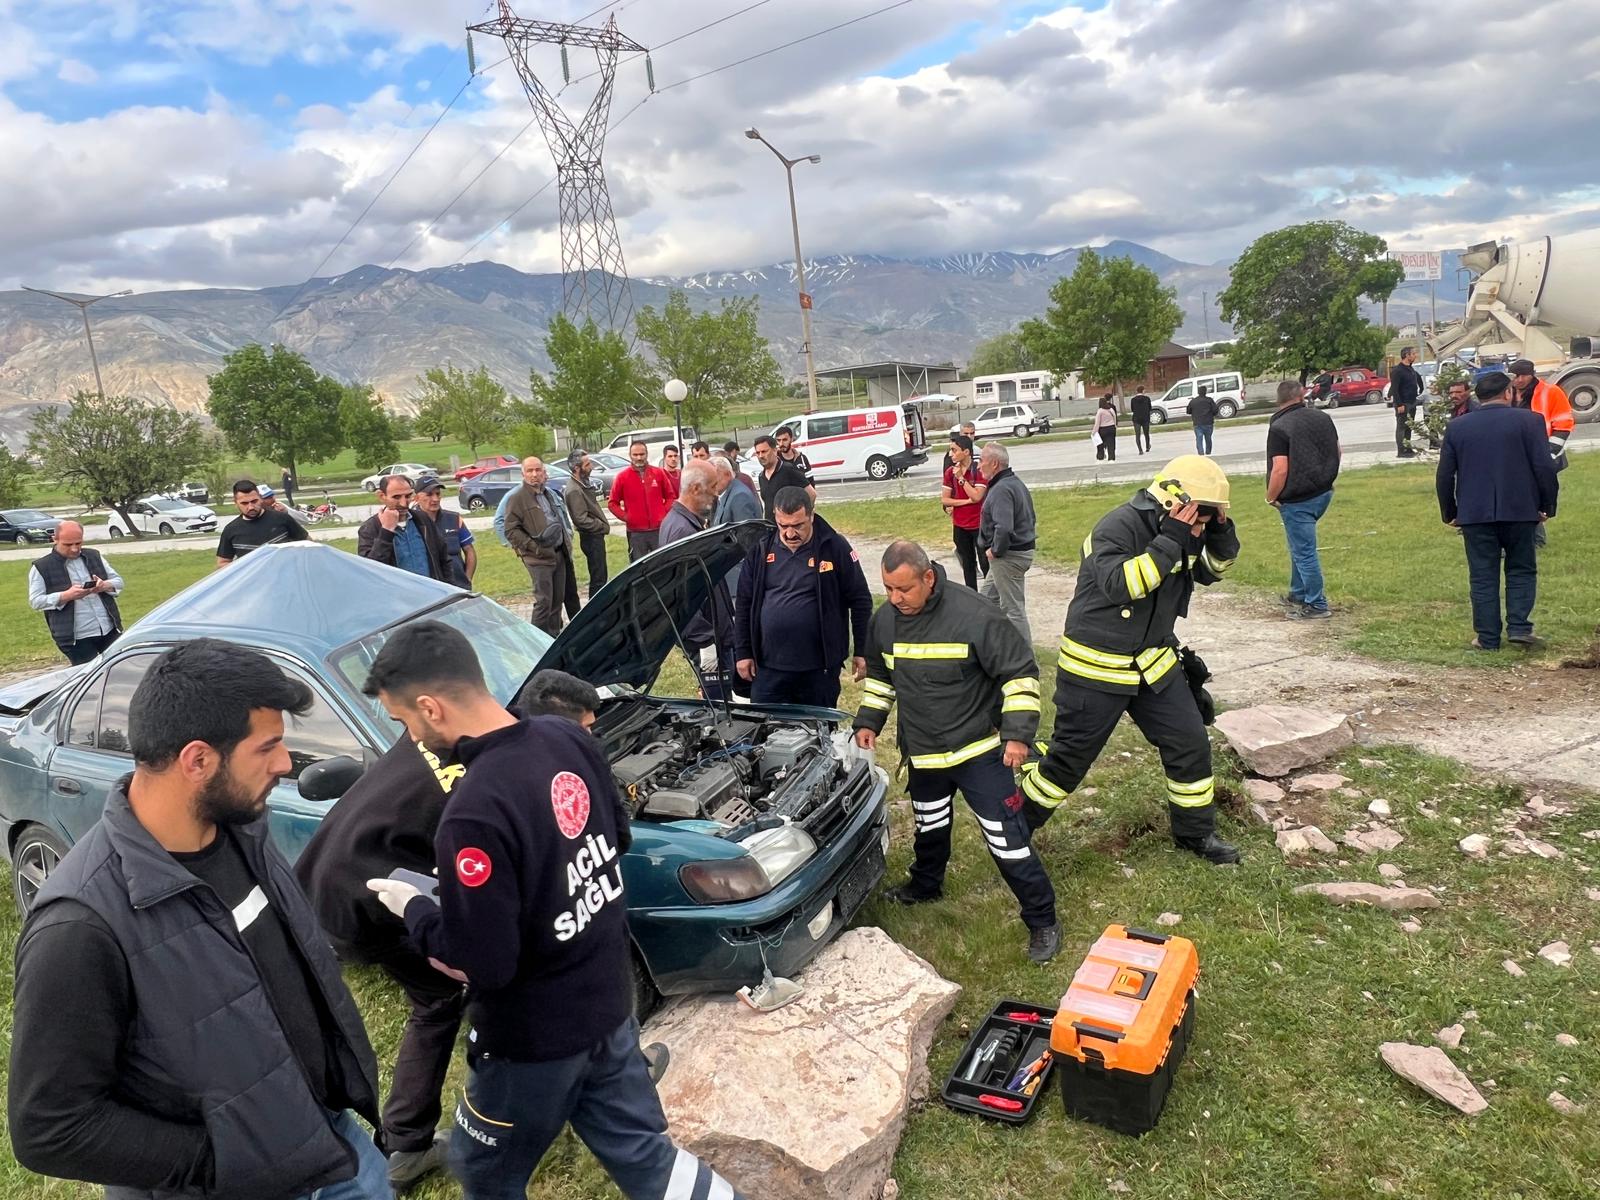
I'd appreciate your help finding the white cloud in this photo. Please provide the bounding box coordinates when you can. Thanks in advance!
[57,57,99,84]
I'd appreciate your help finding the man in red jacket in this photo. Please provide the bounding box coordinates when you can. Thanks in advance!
[607,440,675,561]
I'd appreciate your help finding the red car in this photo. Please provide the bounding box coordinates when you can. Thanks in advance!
[1309,366,1387,408]
[453,454,519,482]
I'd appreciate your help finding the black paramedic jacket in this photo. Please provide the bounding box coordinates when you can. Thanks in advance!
[403,716,634,1062]
[1059,490,1240,695]
[852,563,1040,768]
[732,512,872,670]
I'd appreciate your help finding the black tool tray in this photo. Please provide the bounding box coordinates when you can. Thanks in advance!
[940,998,1058,1124]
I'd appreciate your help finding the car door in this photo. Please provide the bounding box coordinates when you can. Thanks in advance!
[1164,380,1194,417]
[43,651,165,843]
[265,664,375,863]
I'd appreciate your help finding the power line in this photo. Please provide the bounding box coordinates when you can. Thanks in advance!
[658,0,917,91]
[567,0,775,88]
[384,116,538,269]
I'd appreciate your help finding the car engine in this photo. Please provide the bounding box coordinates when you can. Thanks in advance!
[599,702,872,838]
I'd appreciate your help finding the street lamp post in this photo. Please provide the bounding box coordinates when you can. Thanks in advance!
[664,378,688,459]
[745,127,821,408]
[22,286,132,399]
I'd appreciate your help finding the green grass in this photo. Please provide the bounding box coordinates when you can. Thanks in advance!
[822,453,1600,669]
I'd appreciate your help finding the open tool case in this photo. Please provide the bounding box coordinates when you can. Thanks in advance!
[940,999,1058,1124]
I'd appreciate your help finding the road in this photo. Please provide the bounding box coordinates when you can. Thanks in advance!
[5,405,1594,562]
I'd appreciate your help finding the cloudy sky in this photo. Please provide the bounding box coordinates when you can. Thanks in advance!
[2,0,1597,294]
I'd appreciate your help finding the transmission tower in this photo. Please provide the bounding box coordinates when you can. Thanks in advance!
[469,2,647,332]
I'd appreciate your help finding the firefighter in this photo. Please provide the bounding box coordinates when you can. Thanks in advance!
[854,540,1062,963]
[1020,455,1242,865]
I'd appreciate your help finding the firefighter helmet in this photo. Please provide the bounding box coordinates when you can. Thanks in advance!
[1147,455,1231,511]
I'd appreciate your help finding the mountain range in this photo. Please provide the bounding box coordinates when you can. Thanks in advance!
[0,240,1466,426]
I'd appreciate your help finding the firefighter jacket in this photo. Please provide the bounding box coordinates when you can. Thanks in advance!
[852,563,1040,769]
[1058,490,1239,695]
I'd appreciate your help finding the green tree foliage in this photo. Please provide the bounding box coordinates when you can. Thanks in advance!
[967,328,1033,378]
[1021,249,1183,397]
[339,384,400,471]
[28,392,205,536]
[1219,221,1404,382]
[413,396,450,443]
[634,291,783,428]
[528,314,646,447]
[413,365,509,457]
[206,343,345,480]
[0,444,31,509]
[192,432,235,507]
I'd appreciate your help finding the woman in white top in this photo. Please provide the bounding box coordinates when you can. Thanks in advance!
[1093,394,1119,462]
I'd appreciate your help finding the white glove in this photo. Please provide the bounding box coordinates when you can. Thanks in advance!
[367,877,420,919]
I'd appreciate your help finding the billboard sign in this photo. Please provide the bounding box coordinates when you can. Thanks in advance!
[1389,250,1442,282]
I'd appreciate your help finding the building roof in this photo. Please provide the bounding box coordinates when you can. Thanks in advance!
[1155,340,1195,359]
[813,361,961,380]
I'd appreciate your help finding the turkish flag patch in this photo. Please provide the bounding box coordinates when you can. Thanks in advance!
[455,847,493,887]
[551,771,592,839]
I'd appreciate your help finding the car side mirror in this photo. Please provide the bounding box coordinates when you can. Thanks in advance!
[298,755,366,802]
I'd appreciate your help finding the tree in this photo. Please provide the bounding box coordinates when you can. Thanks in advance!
[28,392,205,536]
[206,343,345,481]
[528,314,647,447]
[1021,249,1182,399]
[412,365,509,457]
[634,291,783,428]
[413,396,450,443]
[968,328,1032,378]
[193,431,235,507]
[0,444,31,509]
[1218,220,1405,383]
[339,384,400,471]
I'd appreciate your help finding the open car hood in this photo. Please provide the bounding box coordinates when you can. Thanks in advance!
[534,520,767,691]
[0,662,87,715]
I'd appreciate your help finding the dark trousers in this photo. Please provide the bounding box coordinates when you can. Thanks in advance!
[626,530,659,562]
[524,552,566,636]
[906,748,1056,930]
[951,524,986,590]
[750,664,841,708]
[62,629,119,665]
[579,531,609,599]
[561,546,580,619]
[1022,673,1217,842]
[450,1018,746,1200]
[1395,405,1415,453]
[374,950,467,1154]
[1132,418,1152,453]
[1096,427,1117,461]
[1461,521,1538,648]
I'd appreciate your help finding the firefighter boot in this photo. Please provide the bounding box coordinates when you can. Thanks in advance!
[1027,923,1062,964]
[1177,832,1241,865]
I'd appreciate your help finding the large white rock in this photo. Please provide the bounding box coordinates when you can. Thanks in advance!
[1243,778,1287,804]
[1380,1042,1487,1115]
[1277,825,1338,856]
[652,927,961,1200]
[1537,940,1573,968]
[1214,707,1355,777]
[1342,827,1405,854]
[1293,882,1441,911]
[1291,772,1350,793]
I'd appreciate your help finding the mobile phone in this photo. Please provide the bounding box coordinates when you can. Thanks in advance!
[387,868,440,902]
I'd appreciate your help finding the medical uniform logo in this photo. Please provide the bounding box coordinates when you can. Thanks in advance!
[455,847,493,887]
[551,771,592,839]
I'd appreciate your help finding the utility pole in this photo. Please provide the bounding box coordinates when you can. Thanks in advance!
[22,286,131,399]
[1201,291,1211,345]
[745,127,821,408]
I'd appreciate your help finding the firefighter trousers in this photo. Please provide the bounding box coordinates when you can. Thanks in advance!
[906,747,1057,930]
[1021,674,1217,842]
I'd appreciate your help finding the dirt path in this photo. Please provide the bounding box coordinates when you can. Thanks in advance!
[846,536,1600,789]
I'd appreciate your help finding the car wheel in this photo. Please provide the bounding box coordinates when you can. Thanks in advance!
[158,523,175,536]
[363,481,377,492]
[866,455,891,481]
[631,946,661,1022]
[466,495,487,511]
[1150,409,1168,426]
[1366,390,1384,405]
[1217,401,1238,419]
[109,525,124,538]
[11,825,69,915]
[1013,425,1029,438]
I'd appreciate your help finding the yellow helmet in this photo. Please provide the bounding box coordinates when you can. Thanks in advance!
[1147,454,1231,511]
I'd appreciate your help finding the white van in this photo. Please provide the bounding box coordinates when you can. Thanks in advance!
[607,425,699,451]
[1149,372,1246,424]
[773,404,929,482]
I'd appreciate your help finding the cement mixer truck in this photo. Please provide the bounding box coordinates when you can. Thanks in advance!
[1428,230,1600,420]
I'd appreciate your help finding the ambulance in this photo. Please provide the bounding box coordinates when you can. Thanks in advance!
[773,404,929,482]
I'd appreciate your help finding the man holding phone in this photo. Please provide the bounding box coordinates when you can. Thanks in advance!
[27,520,123,664]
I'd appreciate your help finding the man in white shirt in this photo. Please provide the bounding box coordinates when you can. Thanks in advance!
[27,521,124,664]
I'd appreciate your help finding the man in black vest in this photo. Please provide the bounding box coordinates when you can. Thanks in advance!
[26,519,123,664]
[9,639,388,1200]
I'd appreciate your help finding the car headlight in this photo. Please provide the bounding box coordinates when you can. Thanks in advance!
[742,824,817,888]
[679,856,770,903]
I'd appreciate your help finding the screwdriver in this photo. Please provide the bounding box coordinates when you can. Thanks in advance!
[1003,1011,1054,1025]
[977,1094,1024,1113]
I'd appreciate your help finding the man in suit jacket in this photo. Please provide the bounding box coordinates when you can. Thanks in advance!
[1435,371,1559,651]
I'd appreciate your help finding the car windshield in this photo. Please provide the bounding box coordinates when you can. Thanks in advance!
[329,595,553,729]
[3,509,51,522]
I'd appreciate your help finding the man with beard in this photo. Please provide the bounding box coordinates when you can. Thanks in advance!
[563,453,612,599]
[9,640,387,1200]
[216,478,309,567]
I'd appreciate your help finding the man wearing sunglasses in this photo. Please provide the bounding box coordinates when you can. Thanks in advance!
[357,474,450,581]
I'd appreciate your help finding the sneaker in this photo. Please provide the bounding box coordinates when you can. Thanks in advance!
[1279,593,1303,607]
[1508,634,1547,650]
[882,882,943,906]
[1469,637,1499,651]
[643,1042,671,1084]
[1286,604,1332,621]
[388,1131,449,1193]
[1027,923,1062,964]
[1178,833,1242,865]
[1397,450,1417,459]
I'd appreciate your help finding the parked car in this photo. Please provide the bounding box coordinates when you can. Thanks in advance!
[1148,372,1246,424]
[105,497,218,538]
[907,392,960,409]
[0,534,889,1014]
[457,462,572,511]
[949,403,1052,440]
[360,463,435,492]
[774,404,930,482]
[162,482,210,505]
[0,510,60,545]
[453,455,519,483]
[1309,366,1387,409]
[606,426,698,453]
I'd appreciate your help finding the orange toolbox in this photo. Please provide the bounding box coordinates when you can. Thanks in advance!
[1050,924,1198,1135]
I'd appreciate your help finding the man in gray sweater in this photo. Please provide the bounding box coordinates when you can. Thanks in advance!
[977,442,1037,645]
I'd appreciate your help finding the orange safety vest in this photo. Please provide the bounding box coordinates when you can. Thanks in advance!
[1524,379,1575,436]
